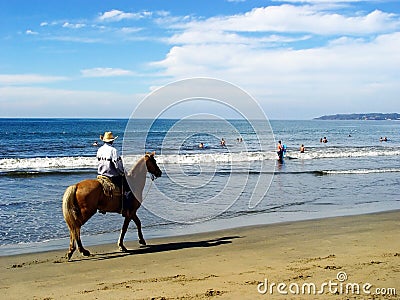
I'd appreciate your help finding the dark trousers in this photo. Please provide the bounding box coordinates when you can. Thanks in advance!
[110,175,131,194]
[277,150,284,161]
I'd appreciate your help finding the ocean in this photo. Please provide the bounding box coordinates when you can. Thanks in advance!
[0,118,399,256]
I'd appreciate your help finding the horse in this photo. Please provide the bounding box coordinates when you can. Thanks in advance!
[62,152,162,260]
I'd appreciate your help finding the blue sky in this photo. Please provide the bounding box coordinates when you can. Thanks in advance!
[0,0,399,119]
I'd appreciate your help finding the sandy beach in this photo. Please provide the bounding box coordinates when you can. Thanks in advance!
[1,210,399,300]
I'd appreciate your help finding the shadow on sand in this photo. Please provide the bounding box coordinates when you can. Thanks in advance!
[68,235,242,262]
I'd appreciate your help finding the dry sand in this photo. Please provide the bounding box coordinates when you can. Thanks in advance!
[1,210,399,299]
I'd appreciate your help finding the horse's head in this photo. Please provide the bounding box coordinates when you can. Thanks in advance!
[145,152,162,179]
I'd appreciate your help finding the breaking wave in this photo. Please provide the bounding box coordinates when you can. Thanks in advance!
[1,146,399,176]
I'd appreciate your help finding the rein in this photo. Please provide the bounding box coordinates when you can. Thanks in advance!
[142,173,156,201]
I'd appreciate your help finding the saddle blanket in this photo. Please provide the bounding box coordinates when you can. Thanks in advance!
[96,175,121,201]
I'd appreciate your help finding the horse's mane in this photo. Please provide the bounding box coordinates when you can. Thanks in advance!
[126,155,148,203]
[127,156,146,177]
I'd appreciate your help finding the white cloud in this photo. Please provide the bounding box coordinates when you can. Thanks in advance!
[120,27,143,34]
[0,74,67,85]
[62,22,86,29]
[146,4,400,118]
[98,9,152,22]
[81,67,135,77]
[25,29,38,35]
[44,36,102,43]
[152,2,400,119]
[99,9,132,21]
[179,5,399,35]
[156,32,400,81]
[273,0,363,3]
[169,29,311,46]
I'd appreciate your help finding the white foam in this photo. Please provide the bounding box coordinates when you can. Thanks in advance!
[324,168,400,175]
[156,151,276,164]
[0,156,97,172]
[1,147,400,173]
[287,147,400,160]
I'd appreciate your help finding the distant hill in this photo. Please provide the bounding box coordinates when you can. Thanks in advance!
[314,113,400,120]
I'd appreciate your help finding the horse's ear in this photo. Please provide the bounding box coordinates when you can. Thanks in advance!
[151,151,155,157]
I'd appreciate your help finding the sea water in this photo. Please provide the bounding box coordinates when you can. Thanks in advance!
[0,118,399,255]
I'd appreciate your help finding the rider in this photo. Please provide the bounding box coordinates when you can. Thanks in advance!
[97,131,132,214]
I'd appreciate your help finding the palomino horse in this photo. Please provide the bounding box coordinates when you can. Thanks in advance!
[62,152,162,260]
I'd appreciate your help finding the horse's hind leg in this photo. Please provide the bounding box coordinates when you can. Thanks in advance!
[75,227,91,257]
[118,217,131,252]
[67,232,76,260]
[132,213,146,245]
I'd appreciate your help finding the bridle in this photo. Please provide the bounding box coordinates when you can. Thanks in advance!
[145,154,160,181]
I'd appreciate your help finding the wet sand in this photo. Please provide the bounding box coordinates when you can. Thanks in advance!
[1,210,399,299]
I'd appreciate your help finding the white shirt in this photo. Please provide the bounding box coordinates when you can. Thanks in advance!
[96,143,124,177]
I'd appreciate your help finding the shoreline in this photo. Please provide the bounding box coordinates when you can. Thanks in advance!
[1,210,399,299]
[1,207,398,257]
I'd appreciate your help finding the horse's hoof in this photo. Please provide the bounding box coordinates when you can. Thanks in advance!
[139,239,146,246]
[67,252,73,261]
[81,249,91,257]
[119,245,128,252]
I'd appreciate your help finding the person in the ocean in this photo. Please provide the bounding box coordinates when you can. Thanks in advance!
[322,137,328,143]
[300,144,305,153]
[277,140,284,162]
[220,138,226,146]
[199,142,204,148]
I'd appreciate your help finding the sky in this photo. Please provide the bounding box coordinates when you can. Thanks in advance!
[0,0,399,119]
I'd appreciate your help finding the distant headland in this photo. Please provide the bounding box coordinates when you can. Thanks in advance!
[314,113,400,120]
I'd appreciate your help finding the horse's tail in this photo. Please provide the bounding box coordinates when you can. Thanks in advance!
[62,185,81,237]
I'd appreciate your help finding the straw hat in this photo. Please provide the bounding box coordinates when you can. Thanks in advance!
[100,131,118,142]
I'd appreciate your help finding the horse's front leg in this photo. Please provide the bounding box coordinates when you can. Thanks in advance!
[132,213,146,245]
[118,216,131,252]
